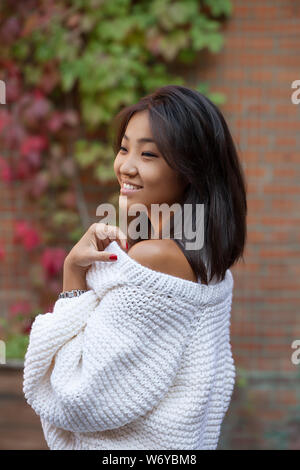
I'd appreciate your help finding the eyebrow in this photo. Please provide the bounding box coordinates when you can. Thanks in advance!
[123,134,156,144]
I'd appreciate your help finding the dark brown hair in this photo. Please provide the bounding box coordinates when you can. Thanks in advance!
[111,85,247,285]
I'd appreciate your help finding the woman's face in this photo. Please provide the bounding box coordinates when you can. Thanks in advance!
[114,110,188,224]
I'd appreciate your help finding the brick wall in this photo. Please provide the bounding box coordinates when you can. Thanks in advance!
[0,0,299,450]
[207,0,300,449]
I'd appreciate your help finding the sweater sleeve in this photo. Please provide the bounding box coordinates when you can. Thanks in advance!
[23,290,99,408]
[23,283,193,433]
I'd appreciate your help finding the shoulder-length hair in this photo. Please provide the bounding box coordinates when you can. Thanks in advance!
[111,85,247,285]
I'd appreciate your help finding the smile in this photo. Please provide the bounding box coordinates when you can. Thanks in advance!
[120,184,143,195]
[120,181,143,195]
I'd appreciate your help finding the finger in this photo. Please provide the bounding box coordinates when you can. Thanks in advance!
[88,251,118,262]
[95,223,110,244]
[114,225,128,251]
[106,224,127,251]
[96,223,127,251]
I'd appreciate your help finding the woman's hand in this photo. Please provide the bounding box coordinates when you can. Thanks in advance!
[62,223,127,291]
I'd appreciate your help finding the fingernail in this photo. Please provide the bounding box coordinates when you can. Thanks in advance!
[126,241,128,250]
[109,255,118,260]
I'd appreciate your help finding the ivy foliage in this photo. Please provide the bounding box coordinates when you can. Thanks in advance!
[9,0,231,183]
[0,0,232,359]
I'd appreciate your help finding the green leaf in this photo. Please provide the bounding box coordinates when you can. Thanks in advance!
[6,334,29,361]
[159,30,189,61]
[0,317,8,329]
[69,226,85,243]
[3,0,233,329]
[203,0,233,17]
[12,40,29,60]
[52,210,79,227]
[23,64,42,85]
[207,91,227,105]
[74,139,106,168]
[94,163,116,183]
[177,48,197,64]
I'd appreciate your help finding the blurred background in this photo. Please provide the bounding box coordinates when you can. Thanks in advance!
[0,0,300,450]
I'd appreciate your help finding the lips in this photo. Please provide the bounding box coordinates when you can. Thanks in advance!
[120,184,143,195]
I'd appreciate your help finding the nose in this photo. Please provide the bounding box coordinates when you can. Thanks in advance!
[119,151,138,176]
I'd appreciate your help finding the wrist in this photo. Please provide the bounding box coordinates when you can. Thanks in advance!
[63,259,87,291]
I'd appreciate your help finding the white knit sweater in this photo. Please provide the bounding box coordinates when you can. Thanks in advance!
[23,240,236,450]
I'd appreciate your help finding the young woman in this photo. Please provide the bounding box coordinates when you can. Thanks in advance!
[23,85,247,450]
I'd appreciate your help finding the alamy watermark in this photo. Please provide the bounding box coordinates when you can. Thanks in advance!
[0,340,6,364]
[291,80,300,104]
[96,197,205,250]
[291,339,300,365]
[0,80,6,104]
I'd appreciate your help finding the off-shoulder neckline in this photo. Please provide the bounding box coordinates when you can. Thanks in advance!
[96,240,234,305]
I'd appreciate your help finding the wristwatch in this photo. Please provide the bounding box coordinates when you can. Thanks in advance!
[58,289,87,299]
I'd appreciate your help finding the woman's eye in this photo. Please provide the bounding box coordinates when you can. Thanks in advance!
[119,147,157,158]
[142,152,157,158]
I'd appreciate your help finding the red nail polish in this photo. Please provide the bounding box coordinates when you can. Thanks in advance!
[109,255,118,260]
[126,241,128,250]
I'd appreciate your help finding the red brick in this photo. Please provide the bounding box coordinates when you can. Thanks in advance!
[241,151,260,162]
[263,184,300,194]
[273,168,298,178]
[248,198,265,211]
[260,279,300,290]
[277,39,300,50]
[221,69,246,81]
[274,390,298,406]
[259,409,285,421]
[247,136,270,147]
[225,37,274,50]
[247,231,265,243]
[274,137,298,148]
[245,167,268,179]
[259,248,299,258]
[2,0,300,452]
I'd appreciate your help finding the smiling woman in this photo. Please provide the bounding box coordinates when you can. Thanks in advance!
[23,85,247,451]
[112,85,247,285]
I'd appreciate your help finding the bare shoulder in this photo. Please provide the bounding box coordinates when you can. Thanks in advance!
[127,239,198,283]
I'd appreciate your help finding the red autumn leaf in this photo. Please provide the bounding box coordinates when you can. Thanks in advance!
[3,123,26,150]
[15,158,34,179]
[20,135,48,156]
[63,110,79,127]
[0,157,13,182]
[47,111,65,133]
[28,171,49,198]
[6,75,21,102]
[14,220,41,251]
[22,318,34,334]
[2,60,20,77]
[60,190,77,209]
[0,16,21,44]
[0,244,5,261]
[22,94,51,127]
[0,109,12,134]
[45,302,55,314]
[41,247,67,278]
[9,300,32,318]
[23,229,41,250]
[48,279,62,294]
[33,88,44,100]
[25,152,41,169]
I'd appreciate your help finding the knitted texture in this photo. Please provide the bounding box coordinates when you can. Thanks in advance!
[23,240,236,450]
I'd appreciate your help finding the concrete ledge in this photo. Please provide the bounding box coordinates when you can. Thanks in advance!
[0,360,24,370]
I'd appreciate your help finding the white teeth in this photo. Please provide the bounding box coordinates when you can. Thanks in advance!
[123,183,142,190]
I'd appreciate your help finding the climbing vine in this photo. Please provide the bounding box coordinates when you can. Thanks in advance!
[0,0,232,359]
